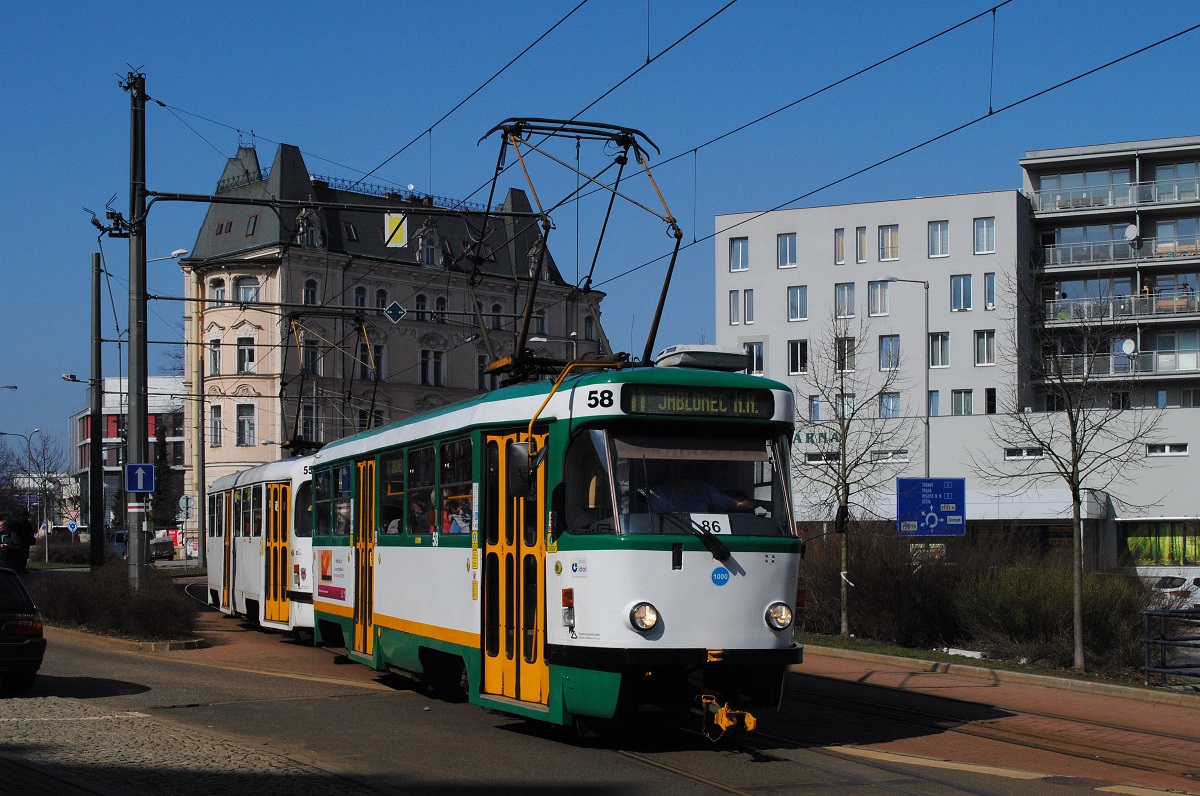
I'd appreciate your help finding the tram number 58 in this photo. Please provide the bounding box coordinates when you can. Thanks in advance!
[586,389,614,409]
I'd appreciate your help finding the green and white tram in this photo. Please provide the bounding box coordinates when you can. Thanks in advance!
[206,457,316,633]
[309,363,803,730]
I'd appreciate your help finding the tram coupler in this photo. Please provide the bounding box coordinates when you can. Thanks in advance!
[697,694,757,741]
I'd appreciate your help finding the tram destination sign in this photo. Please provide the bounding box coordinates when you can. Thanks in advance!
[621,385,774,419]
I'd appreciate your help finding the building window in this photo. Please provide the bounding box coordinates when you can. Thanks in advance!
[302,339,320,376]
[1004,447,1044,460]
[951,274,973,311]
[808,395,820,421]
[246,215,257,236]
[778,233,797,267]
[880,392,901,419]
[1110,391,1131,409]
[787,285,808,321]
[235,404,255,446]
[878,224,899,261]
[303,279,318,306]
[490,303,503,330]
[1147,443,1189,456]
[867,280,889,316]
[434,296,447,324]
[300,403,320,442]
[836,336,855,372]
[974,217,995,254]
[986,387,997,414]
[209,405,222,447]
[359,343,384,381]
[583,315,595,341]
[728,290,740,325]
[376,289,388,314]
[835,282,855,318]
[729,237,749,271]
[235,276,258,302]
[928,220,949,258]
[744,342,764,375]
[744,290,755,324]
[420,349,445,387]
[835,393,855,419]
[855,226,867,263]
[355,286,367,309]
[984,272,996,310]
[833,228,845,265]
[788,340,808,374]
[929,332,950,367]
[974,330,996,365]
[951,389,973,416]
[929,390,940,417]
[870,449,909,462]
[414,294,428,321]
[236,337,255,374]
[342,221,359,242]
[879,335,900,370]
[210,278,226,307]
[477,355,501,392]
[208,339,220,376]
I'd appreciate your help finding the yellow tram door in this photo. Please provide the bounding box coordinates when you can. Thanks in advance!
[482,433,549,705]
[264,483,291,624]
[353,458,377,656]
[221,493,233,610]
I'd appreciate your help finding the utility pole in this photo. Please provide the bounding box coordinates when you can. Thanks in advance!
[123,71,150,590]
[90,253,105,569]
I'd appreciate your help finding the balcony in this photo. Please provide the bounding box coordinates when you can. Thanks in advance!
[1042,235,1200,268]
[1045,289,1200,323]
[1045,350,1200,378]
[1030,177,1200,213]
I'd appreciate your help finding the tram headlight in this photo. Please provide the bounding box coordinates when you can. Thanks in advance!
[765,602,794,631]
[629,602,660,632]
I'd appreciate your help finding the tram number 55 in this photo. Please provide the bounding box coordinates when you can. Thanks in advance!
[586,389,614,409]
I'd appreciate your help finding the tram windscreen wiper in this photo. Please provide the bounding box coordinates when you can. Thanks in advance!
[637,487,731,562]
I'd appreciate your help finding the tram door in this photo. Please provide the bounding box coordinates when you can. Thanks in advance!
[482,433,549,705]
[221,493,233,610]
[353,458,376,656]
[264,484,290,624]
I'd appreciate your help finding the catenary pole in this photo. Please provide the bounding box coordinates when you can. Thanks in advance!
[90,253,104,569]
[124,71,149,590]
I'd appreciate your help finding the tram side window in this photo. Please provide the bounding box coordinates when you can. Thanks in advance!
[314,469,332,536]
[294,481,313,538]
[250,484,264,536]
[333,464,352,536]
[208,494,222,537]
[380,450,406,534]
[231,488,244,536]
[239,487,254,537]
[440,437,472,534]
[408,446,436,534]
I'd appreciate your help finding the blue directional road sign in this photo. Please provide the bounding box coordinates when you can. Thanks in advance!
[896,477,966,537]
[125,463,156,494]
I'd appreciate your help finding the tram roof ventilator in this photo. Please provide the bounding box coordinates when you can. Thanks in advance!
[654,344,750,372]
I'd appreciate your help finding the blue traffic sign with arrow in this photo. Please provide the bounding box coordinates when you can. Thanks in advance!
[125,463,156,494]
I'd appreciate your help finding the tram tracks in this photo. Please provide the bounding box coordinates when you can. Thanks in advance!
[780,682,1200,784]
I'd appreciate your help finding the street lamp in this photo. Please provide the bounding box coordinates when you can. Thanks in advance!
[886,277,930,478]
[0,385,15,391]
[529,332,579,360]
[149,249,189,262]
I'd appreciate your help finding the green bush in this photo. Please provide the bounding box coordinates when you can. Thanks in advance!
[29,561,197,641]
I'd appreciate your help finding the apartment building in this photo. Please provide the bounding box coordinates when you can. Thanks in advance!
[179,144,601,537]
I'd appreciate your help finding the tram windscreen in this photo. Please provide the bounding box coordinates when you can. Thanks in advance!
[563,429,795,537]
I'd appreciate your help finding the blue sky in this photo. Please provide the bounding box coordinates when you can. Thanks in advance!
[2,0,1199,451]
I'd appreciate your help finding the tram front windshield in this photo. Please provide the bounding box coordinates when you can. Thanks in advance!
[564,429,795,537]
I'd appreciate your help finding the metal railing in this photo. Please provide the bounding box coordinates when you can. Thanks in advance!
[1045,289,1200,323]
[1046,349,1200,378]
[1030,177,1200,212]
[1042,235,1200,268]
[1141,609,1200,687]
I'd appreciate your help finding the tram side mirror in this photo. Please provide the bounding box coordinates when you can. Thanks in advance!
[507,442,547,499]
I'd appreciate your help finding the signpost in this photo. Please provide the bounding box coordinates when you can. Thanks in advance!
[896,477,966,537]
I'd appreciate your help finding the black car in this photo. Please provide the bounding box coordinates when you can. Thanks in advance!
[0,566,45,692]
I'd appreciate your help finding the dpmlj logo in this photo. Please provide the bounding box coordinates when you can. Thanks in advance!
[711,566,731,586]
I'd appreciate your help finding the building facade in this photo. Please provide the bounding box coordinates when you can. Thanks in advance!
[716,137,1200,571]
[179,144,602,539]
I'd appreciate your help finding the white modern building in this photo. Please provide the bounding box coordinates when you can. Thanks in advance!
[715,136,1200,572]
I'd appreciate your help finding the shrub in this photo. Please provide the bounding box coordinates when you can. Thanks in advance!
[30,561,196,641]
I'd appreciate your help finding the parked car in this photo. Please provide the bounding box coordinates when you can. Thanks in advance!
[1151,573,1200,610]
[149,535,175,561]
[105,531,175,561]
[0,566,46,692]
[106,530,128,559]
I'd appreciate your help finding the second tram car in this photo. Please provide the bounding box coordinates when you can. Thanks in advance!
[206,457,315,633]
[307,363,803,730]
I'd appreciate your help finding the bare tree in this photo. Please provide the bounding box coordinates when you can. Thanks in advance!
[974,276,1163,671]
[791,308,920,637]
